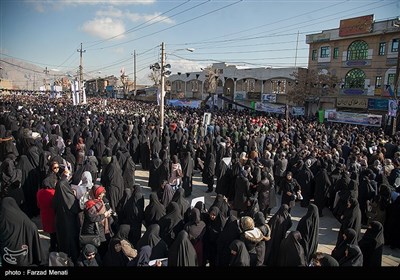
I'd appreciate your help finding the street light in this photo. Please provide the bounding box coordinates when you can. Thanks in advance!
[155,43,193,131]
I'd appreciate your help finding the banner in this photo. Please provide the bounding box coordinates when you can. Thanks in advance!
[292,106,305,116]
[167,99,202,108]
[255,102,286,114]
[388,100,398,117]
[318,110,325,123]
[327,111,382,127]
[71,81,79,106]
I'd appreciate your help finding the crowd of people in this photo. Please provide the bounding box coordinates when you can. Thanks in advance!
[0,93,399,267]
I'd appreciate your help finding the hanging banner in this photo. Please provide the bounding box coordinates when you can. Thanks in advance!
[327,111,382,127]
[388,100,398,117]
[167,99,202,108]
[255,102,286,114]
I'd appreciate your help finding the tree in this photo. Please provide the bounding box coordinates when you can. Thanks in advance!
[286,69,340,105]
[148,68,161,86]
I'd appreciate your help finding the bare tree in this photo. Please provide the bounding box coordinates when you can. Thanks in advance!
[148,69,161,86]
[286,69,340,105]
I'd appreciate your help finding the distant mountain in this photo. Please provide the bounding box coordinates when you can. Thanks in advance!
[0,57,62,90]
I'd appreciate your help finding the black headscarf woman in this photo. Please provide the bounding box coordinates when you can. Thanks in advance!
[0,197,44,267]
[168,230,198,266]
[277,231,307,267]
[296,203,319,263]
[52,169,81,263]
[229,239,250,266]
[266,204,292,266]
[76,244,102,267]
[358,220,384,267]
[336,197,362,246]
[102,224,132,266]
[331,228,358,262]
[171,188,190,222]
[144,192,166,228]
[338,244,363,267]
[158,201,184,248]
[101,155,124,212]
[136,224,168,260]
[184,207,206,266]
[0,153,23,205]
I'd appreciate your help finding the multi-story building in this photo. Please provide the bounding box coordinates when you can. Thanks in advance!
[167,62,305,113]
[306,14,400,116]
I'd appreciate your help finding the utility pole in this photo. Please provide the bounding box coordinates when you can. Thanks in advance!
[160,42,165,131]
[134,50,137,96]
[43,67,49,90]
[77,43,86,104]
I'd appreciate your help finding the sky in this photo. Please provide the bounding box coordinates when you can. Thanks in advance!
[1,0,399,85]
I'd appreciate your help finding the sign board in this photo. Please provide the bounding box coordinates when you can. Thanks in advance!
[292,106,305,116]
[337,97,367,108]
[261,94,277,103]
[339,14,373,37]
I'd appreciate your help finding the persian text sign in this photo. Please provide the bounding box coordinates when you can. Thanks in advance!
[339,14,373,37]
[337,97,367,108]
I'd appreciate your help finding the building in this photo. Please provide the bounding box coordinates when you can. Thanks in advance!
[167,62,305,112]
[84,76,119,97]
[306,15,400,117]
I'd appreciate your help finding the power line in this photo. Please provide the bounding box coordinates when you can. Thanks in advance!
[89,0,243,51]
[85,0,193,49]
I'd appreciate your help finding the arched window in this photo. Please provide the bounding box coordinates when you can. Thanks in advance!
[347,40,368,60]
[344,69,366,88]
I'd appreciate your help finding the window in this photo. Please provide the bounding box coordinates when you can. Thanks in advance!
[320,46,330,58]
[333,47,339,59]
[176,81,182,91]
[191,80,199,92]
[378,42,386,56]
[312,50,317,61]
[388,73,395,86]
[375,76,382,88]
[246,79,256,92]
[272,80,285,94]
[391,39,399,52]
[347,40,368,60]
[344,69,366,88]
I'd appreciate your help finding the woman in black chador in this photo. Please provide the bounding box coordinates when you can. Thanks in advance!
[52,170,81,263]
[296,203,319,264]
[168,230,198,266]
[0,197,44,266]
[181,151,194,197]
[358,221,384,267]
[266,204,292,266]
